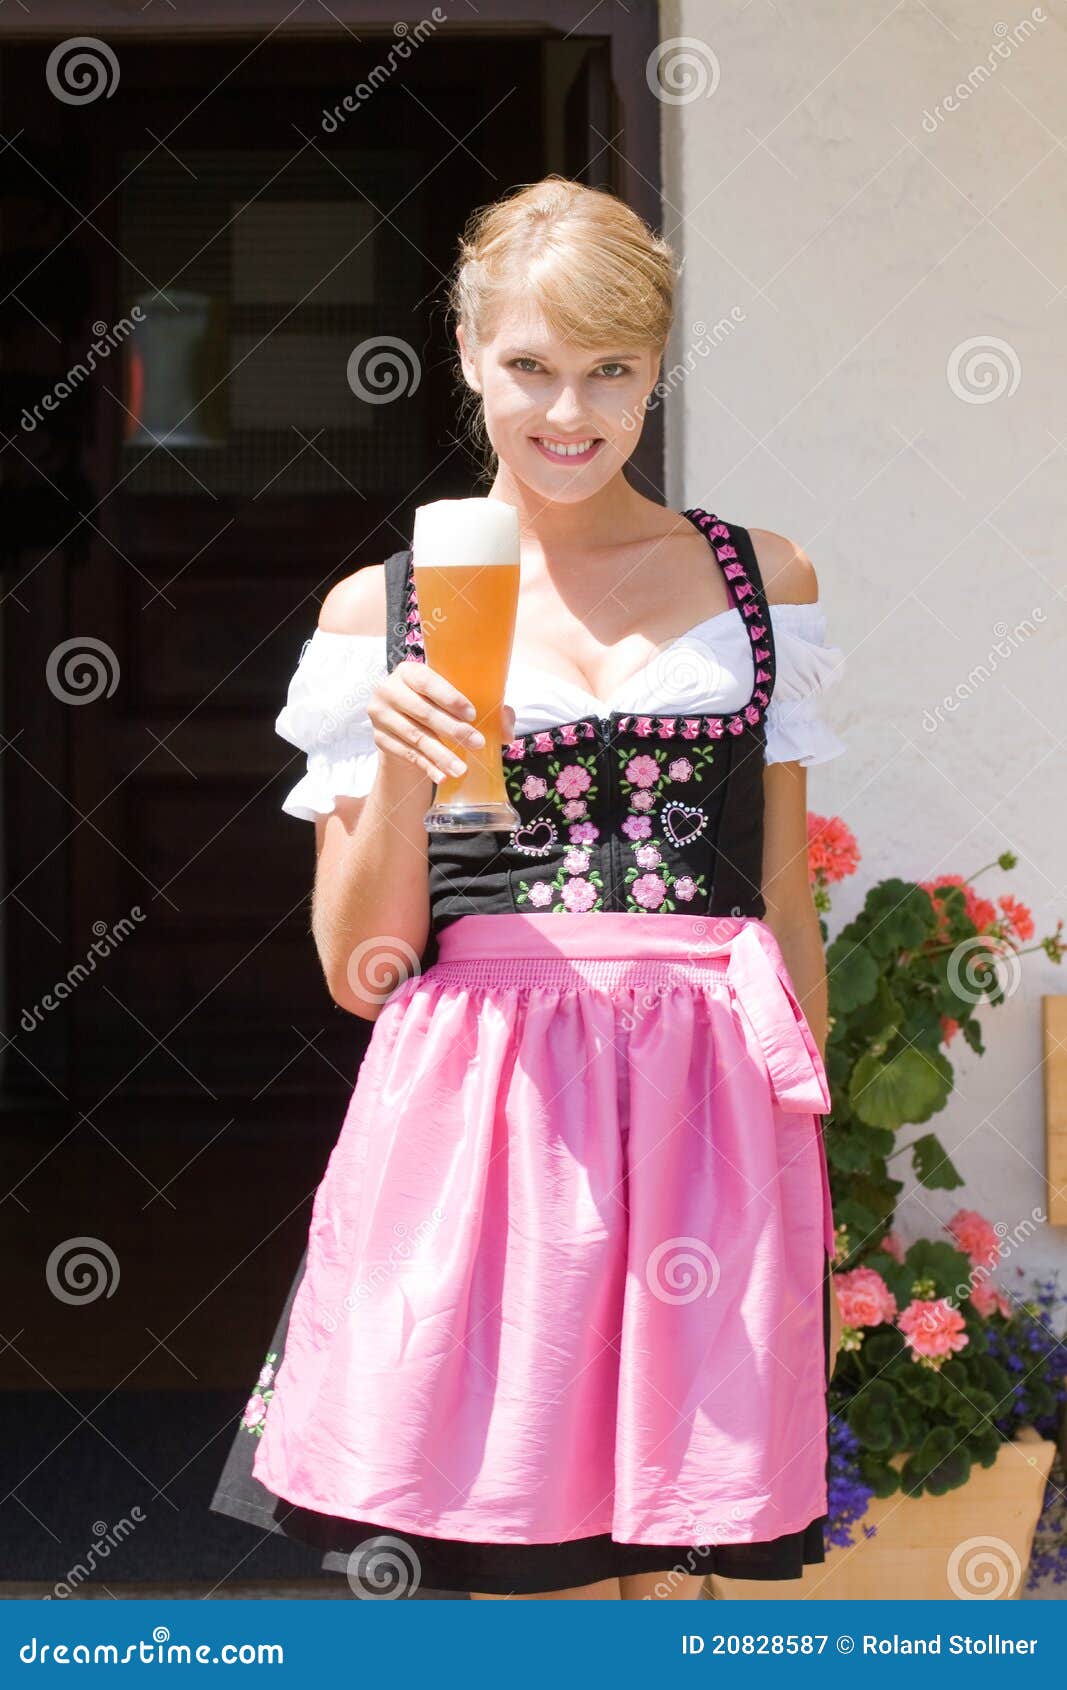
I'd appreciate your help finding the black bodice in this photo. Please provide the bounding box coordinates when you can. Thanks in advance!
[384,509,778,969]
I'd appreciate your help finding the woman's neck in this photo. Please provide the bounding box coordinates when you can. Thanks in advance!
[485,465,655,557]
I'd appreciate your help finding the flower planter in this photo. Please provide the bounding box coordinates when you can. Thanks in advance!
[707,1426,1055,1600]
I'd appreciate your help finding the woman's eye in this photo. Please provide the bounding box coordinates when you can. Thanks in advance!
[598,362,629,378]
[510,357,541,373]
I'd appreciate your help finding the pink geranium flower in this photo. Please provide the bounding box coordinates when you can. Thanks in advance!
[969,1279,1013,1319]
[880,1231,905,1264]
[834,1266,898,1329]
[898,1297,969,1368]
[945,1208,1001,1269]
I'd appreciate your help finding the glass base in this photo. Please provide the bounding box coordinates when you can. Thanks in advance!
[423,799,521,834]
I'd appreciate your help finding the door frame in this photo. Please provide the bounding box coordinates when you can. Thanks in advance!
[0,1,666,1105]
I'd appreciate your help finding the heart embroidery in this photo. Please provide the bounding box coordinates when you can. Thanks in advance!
[511,819,558,856]
[661,802,708,846]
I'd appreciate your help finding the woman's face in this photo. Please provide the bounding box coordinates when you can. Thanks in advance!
[457,307,661,505]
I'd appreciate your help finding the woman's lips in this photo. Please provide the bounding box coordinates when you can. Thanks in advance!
[530,436,604,465]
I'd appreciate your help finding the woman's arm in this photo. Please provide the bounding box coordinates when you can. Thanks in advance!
[307,566,496,1022]
[754,529,842,1373]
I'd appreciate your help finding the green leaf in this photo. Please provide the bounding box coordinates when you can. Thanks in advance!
[860,880,940,956]
[858,1455,900,1498]
[849,1045,953,1130]
[826,937,880,1012]
[849,1381,903,1451]
[909,1131,964,1190]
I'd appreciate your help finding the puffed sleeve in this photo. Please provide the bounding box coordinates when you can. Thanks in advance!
[274,628,388,820]
[763,602,847,766]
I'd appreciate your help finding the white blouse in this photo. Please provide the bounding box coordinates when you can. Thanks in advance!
[275,600,847,822]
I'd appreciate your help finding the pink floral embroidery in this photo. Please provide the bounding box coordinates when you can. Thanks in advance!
[522,774,548,800]
[631,790,655,812]
[674,876,698,901]
[634,843,662,869]
[563,847,592,875]
[562,799,588,820]
[622,814,653,841]
[555,763,592,800]
[241,1349,279,1436]
[630,872,668,909]
[526,882,554,907]
[569,821,600,845]
[561,877,599,912]
[624,754,660,789]
[668,757,694,782]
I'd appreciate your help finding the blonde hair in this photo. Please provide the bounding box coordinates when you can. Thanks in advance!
[448,175,679,476]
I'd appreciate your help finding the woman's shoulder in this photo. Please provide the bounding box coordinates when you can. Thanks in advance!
[746,526,819,608]
[317,562,389,636]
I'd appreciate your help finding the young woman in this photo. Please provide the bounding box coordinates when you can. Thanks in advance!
[211,176,847,1601]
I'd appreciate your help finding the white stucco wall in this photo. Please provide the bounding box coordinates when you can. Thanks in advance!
[661,0,1066,1290]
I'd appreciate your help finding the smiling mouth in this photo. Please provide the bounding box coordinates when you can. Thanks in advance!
[531,436,604,461]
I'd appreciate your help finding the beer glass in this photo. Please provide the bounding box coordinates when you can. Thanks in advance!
[412,497,522,833]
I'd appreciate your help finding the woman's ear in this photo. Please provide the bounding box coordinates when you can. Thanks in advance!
[456,324,482,394]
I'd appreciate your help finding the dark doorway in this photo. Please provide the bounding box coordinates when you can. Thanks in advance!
[2,30,664,1110]
[1,16,662,1424]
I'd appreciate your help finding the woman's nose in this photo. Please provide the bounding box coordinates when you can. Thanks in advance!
[543,387,586,428]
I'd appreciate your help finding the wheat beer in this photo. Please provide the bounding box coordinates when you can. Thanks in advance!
[412,497,522,832]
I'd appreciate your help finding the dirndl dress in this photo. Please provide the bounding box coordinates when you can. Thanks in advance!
[211,911,836,1595]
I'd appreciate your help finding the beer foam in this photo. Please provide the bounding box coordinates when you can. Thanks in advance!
[412,498,519,568]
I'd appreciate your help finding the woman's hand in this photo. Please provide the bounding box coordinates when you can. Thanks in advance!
[368,659,516,784]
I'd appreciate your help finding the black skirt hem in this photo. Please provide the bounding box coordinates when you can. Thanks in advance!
[209,1249,833,1596]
